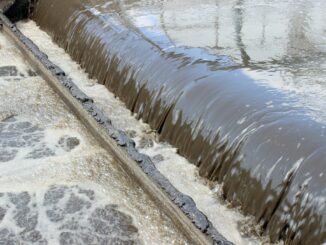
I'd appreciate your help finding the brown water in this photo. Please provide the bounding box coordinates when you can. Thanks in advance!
[120,0,326,121]
[31,0,326,243]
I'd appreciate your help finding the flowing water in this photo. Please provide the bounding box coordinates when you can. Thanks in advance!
[120,0,326,122]
[0,30,188,244]
[29,0,326,243]
[9,0,326,243]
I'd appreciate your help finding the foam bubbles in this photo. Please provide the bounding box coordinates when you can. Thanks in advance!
[0,185,140,244]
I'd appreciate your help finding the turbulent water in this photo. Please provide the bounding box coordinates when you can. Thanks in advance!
[28,0,326,243]
[0,30,187,244]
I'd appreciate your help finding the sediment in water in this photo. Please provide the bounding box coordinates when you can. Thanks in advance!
[28,0,326,243]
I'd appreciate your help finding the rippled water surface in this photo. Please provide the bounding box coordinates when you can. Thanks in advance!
[120,0,326,121]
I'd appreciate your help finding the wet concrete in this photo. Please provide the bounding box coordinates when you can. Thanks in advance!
[28,0,326,243]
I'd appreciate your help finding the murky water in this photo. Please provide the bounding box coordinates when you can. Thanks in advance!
[29,0,326,244]
[0,31,187,244]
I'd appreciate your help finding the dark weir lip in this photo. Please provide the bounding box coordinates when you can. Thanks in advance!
[4,0,326,244]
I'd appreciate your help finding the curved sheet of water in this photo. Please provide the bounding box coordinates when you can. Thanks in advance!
[31,0,326,243]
